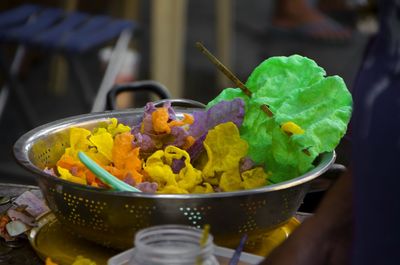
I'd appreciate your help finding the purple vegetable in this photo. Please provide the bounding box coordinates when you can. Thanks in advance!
[167,126,189,148]
[132,101,184,153]
[132,132,156,152]
[141,114,154,134]
[144,102,157,115]
[171,133,207,173]
[163,101,177,120]
[123,173,137,186]
[239,157,255,173]
[171,159,185,174]
[187,133,207,162]
[138,102,156,134]
[44,167,56,177]
[136,182,158,193]
[188,98,245,138]
[70,166,79,176]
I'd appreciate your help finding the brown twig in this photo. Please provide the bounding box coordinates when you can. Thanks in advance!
[195,42,273,117]
[196,42,252,97]
[260,104,274,118]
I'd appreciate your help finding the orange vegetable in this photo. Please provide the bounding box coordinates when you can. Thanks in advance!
[168,113,194,127]
[182,135,195,150]
[112,132,143,184]
[56,154,87,179]
[152,107,170,134]
[57,154,98,185]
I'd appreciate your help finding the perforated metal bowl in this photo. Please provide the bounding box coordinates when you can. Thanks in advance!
[14,108,335,251]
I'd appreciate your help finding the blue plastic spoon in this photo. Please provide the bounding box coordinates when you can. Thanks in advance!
[78,151,141,192]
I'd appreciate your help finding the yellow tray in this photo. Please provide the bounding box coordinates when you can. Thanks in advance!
[28,213,300,265]
[29,213,119,265]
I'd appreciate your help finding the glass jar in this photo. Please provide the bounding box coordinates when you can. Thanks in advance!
[129,225,220,265]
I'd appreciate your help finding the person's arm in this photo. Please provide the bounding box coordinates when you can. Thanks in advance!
[260,170,353,265]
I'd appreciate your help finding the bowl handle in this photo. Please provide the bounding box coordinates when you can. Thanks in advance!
[106,80,172,110]
[308,163,347,193]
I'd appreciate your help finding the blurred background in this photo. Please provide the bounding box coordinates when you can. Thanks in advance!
[0,0,377,185]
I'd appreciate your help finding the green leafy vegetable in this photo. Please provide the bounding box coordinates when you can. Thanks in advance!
[208,55,352,183]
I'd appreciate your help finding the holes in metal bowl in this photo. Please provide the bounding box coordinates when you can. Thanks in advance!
[33,140,68,168]
[238,219,258,233]
[123,204,156,229]
[238,200,266,233]
[36,148,52,165]
[60,192,109,232]
[240,200,266,215]
[179,206,210,229]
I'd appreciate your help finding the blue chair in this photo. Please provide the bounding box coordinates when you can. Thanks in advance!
[0,4,137,127]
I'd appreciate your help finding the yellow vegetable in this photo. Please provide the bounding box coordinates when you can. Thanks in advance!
[66,127,92,158]
[159,185,189,194]
[281,121,304,136]
[107,118,131,136]
[165,146,203,191]
[191,183,214,193]
[89,128,114,162]
[219,169,242,192]
[144,150,178,189]
[65,127,110,166]
[144,146,203,193]
[241,167,268,190]
[57,166,87,185]
[202,122,248,178]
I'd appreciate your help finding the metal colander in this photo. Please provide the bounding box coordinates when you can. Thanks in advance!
[13,108,335,251]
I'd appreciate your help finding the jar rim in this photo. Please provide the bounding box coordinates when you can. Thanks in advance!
[134,224,215,259]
